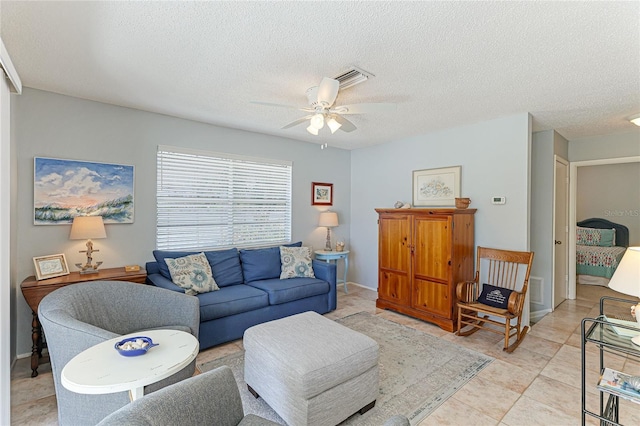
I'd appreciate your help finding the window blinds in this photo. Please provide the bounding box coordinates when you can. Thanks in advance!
[157,146,292,251]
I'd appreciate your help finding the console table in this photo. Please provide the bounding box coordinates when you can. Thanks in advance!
[20,266,147,377]
[315,250,349,294]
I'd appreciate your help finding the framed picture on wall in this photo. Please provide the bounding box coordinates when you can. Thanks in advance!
[312,182,333,206]
[33,253,70,280]
[412,166,461,207]
[34,157,135,225]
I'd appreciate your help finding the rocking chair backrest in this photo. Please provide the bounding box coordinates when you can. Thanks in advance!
[477,247,534,295]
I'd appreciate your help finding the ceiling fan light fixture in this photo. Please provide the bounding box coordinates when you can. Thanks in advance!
[310,113,325,130]
[327,117,342,134]
[306,125,319,135]
[629,113,640,126]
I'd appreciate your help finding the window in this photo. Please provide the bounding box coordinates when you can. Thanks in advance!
[157,145,292,251]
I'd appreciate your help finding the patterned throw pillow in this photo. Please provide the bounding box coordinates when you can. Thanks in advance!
[164,253,219,295]
[280,246,315,279]
[576,226,616,247]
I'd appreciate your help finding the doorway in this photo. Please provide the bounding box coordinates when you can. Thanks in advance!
[553,156,568,308]
[568,155,640,299]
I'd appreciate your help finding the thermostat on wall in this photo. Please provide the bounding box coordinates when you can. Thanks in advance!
[492,196,506,205]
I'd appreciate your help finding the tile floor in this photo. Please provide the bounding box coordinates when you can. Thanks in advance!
[10,283,640,425]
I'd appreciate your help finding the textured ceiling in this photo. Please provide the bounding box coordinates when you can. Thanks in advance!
[1,1,639,150]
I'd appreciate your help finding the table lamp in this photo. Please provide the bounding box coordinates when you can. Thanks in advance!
[69,216,107,274]
[319,211,338,251]
[608,247,640,345]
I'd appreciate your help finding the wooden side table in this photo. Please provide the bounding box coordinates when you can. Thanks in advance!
[315,250,350,294]
[20,266,147,377]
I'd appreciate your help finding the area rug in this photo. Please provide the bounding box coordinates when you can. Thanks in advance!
[197,312,493,425]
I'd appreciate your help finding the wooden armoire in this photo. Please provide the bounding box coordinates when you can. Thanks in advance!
[375,208,476,332]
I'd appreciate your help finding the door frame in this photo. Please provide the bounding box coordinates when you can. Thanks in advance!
[568,155,640,299]
[552,155,569,308]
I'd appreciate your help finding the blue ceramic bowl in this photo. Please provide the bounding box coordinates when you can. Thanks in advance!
[114,336,159,357]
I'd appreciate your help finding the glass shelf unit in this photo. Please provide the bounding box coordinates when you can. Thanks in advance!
[581,296,640,425]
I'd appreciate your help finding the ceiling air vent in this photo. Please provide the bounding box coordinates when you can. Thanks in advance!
[333,67,374,90]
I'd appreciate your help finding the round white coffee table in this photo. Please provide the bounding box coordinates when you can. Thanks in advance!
[61,329,199,401]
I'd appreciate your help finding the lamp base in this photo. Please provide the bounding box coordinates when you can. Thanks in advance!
[76,261,103,274]
[325,228,332,251]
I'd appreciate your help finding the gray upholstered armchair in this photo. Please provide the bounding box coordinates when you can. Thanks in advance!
[97,366,279,426]
[38,280,200,425]
[98,366,411,426]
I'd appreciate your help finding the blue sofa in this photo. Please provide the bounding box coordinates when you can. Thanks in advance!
[145,243,337,350]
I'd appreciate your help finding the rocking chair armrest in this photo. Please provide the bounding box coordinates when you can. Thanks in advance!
[456,280,477,303]
[507,290,523,315]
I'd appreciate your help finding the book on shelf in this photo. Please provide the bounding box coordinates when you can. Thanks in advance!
[597,367,640,404]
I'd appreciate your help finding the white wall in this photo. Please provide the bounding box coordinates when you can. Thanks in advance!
[577,162,640,245]
[12,88,351,357]
[569,130,640,161]
[530,130,568,312]
[350,113,532,289]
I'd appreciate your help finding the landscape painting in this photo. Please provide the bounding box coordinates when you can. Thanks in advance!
[34,157,134,225]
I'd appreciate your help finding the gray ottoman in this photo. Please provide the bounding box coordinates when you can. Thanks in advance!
[244,311,379,426]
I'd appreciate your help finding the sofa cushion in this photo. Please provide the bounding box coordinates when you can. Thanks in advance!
[164,253,219,295]
[154,250,200,280]
[247,277,329,305]
[240,242,302,283]
[154,248,244,287]
[280,246,315,279]
[198,285,269,322]
[204,248,244,287]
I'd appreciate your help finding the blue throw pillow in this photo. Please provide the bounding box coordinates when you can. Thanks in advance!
[204,248,243,287]
[239,242,302,283]
[477,283,515,309]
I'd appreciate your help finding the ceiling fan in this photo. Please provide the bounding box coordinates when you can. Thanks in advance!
[251,77,396,135]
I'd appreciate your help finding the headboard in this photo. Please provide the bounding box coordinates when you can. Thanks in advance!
[577,218,629,248]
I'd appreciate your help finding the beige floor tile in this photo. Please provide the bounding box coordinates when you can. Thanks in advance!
[517,333,563,358]
[451,376,521,420]
[477,359,539,394]
[528,324,573,344]
[419,397,500,426]
[523,375,584,417]
[501,395,581,426]
[10,394,58,426]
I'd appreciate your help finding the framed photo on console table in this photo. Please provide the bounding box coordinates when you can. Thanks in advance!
[412,166,461,207]
[33,253,70,280]
[312,182,333,206]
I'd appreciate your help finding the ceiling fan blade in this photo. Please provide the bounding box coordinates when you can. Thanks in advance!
[331,103,397,115]
[282,115,313,129]
[333,115,357,133]
[251,101,314,112]
[316,78,339,107]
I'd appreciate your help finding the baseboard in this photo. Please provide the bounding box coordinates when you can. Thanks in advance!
[346,281,377,291]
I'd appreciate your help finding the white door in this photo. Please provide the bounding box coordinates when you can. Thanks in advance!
[553,157,569,308]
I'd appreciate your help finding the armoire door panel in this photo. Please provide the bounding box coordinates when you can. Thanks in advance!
[378,215,411,272]
[412,278,449,317]
[378,270,411,305]
[414,217,451,280]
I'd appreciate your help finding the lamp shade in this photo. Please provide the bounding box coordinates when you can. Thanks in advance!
[69,216,107,240]
[318,211,338,228]
[608,247,640,297]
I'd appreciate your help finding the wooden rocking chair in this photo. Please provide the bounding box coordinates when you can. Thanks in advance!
[456,247,534,353]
